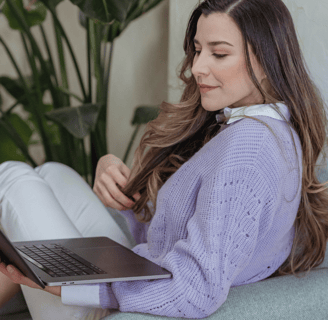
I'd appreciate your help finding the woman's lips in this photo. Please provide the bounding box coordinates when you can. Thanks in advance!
[198,84,219,94]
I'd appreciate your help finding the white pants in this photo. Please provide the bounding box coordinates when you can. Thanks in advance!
[0,161,132,320]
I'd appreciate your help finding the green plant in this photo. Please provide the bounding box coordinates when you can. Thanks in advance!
[0,0,162,184]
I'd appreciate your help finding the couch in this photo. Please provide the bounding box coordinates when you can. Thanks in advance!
[1,167,328,320]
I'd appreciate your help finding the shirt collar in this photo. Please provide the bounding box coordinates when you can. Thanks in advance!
[216,102,290,124]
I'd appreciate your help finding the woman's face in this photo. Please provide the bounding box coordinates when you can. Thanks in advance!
[191,12,267,112]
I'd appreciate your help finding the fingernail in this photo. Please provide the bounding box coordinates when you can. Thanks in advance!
[133,193,141,201]
[8,266,14,274]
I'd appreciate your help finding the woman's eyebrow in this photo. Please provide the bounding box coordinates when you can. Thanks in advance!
[193,39,234,47]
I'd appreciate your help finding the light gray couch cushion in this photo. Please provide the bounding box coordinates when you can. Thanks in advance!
[101,268,328,320]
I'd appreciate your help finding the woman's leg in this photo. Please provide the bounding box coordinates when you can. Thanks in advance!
[0,161,83,242]
[0,272,21,308]
[34,162,130,246]
[0,161,130,320]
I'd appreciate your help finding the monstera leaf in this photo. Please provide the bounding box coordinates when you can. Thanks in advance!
[131,105,159,125]
[77,0,164,43]
[0,71,51,110]
[72,0,163,25]
[0,76,26,103]
[69,0,137,23]
[2,0,47,30]
[0,113,33,163]
[39,0,64,10]
[45,104,103,139]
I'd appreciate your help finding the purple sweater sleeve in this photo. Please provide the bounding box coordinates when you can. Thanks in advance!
[99,166,276,318]
[118,202,152,244]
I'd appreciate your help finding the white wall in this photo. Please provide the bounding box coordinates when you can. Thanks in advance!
[167,0,199,103]
[109,0,169,167]
[0,0,169,168]
[283,0,328,105]
[167,0,328,106]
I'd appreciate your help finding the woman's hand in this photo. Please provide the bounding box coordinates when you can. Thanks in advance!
[0,262,61,297]
[93,154,141,210]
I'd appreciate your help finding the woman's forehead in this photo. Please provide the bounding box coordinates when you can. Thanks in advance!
[194,12,243,48]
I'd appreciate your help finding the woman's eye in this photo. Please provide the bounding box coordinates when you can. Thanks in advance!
[195,50,201,55]
[214,54,228,59]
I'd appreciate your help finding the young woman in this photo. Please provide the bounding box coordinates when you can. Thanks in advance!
[1,0,328,319]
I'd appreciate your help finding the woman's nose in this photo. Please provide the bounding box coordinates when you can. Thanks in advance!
[191,52,210,77]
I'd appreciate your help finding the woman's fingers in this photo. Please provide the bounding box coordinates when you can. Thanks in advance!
[95,183,127,211]
[132,192,142,201]
[119,162,132,180]
[100,175,134,208]
[93,154,142,210]
[0,262,8,275]
[0,263,41,290]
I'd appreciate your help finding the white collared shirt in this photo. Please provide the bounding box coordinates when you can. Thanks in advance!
[216,102,290,124]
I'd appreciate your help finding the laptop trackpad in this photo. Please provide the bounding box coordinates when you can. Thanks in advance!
[73,247,150,277]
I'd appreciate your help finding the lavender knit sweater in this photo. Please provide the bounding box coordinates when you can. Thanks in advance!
[99,108,303,318]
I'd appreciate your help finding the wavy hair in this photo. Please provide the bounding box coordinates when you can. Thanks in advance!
[122,0,328,278]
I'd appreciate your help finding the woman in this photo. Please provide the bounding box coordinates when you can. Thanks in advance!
[1,0,328,319]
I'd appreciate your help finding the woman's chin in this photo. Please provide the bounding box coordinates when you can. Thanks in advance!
[201,102,225,112]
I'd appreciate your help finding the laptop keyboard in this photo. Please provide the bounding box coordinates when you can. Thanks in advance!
[15,244,106,278]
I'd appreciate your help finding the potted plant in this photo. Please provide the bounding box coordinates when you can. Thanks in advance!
[0,0,162,184]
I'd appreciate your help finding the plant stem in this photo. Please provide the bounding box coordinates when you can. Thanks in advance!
[0,33,52,161]
[45,4,88,102]
[0,36,30,97]
[103,41,114,112]
[5,100,20,115]
[52,9,69,107]
[20,32,54,161]
[96,41,114,155]
[56,87,84,103]
[39,25,59,87]
[22,31,54,161]
[0,117,37,167]
[5,0,60,109]
[87,17,92,103]
[47,8,77,168]
[123,125,140,164]
[20,32,34,74]
[90,20,103,103]
[80,139,90,185]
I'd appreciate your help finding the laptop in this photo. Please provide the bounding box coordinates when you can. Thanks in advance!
[0,229,172,289]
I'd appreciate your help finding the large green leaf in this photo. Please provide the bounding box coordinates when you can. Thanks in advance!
[0,113,33,163]
[0,76,27,103]
[0,71,50,112]
[45,103,103,139]
[0,91,3,110]
[8,112,33,144]
[39,0,64,10]
[77,0,164,42]
[27,103,61,146]
[2,0,47,30]
[69,0,138,23]
[0,75,44,107]
[131,105,159,125]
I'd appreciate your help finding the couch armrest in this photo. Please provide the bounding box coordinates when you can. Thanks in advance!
[101,268,328,320]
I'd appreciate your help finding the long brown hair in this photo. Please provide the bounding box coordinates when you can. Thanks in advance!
[123,0,328,278]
